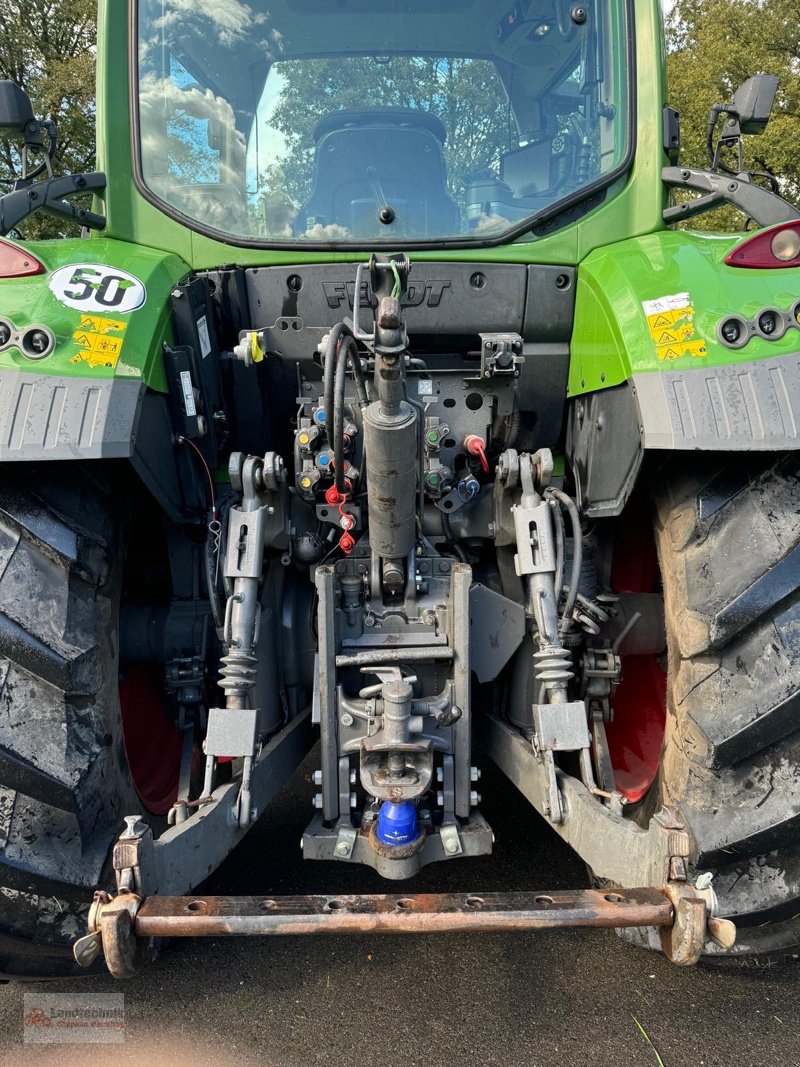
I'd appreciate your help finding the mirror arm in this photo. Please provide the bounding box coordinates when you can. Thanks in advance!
[662,166,800,228]
[0,172,106,236]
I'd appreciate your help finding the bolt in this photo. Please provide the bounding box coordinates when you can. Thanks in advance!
[470,766,481,782]
[341,712,354,727]
[436,767,444,783]
[436,791,444,807]
[445,838,459,854]
[349,792,358,809]
[470,791,481,807]
[349,770,357,785]
[313,794,323,809]
[335,842,350,857]
[312,770,323,786]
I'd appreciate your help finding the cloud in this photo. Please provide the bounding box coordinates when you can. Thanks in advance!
[152,0,266,46]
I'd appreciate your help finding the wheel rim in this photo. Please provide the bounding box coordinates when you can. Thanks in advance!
[603,501,667,804]
[119,666,183,816]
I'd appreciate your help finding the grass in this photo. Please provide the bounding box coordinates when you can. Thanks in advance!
[632,1014,666,1067]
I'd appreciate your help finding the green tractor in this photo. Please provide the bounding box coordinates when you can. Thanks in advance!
[0,0,798,979]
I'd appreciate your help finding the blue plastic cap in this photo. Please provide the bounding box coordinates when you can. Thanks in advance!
[375,800,418,846]
[458,477,480,501]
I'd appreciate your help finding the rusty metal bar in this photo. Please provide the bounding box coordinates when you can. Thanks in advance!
[133,888,673,938]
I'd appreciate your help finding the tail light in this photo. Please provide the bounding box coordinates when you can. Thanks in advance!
[0,238,45,279]
[725,220,800,269]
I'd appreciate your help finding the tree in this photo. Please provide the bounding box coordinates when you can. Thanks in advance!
[0,0,97,236]
[666,0,800,230]
[270,56,511,218]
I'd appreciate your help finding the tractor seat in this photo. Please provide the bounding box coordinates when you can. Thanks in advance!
[297,108,460,239]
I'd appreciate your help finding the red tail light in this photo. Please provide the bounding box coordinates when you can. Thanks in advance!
[0,239,45,279]
[725,220,800,269]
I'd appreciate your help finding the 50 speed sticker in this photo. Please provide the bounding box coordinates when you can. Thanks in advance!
[49,264,146,314]
[642,292,707,361]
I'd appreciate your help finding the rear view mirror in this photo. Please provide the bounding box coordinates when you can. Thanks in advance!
[732,74,778,136]
[0,81,36,139]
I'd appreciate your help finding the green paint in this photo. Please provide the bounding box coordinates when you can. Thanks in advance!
[0,238,188,390]
[1,0,797,404]
[568,229,800,395]
[92,0,666,268]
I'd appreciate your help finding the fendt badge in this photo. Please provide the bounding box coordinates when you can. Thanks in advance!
[323,279,451,311]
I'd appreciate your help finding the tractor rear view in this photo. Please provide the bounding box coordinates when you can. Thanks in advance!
[0,0,798,980]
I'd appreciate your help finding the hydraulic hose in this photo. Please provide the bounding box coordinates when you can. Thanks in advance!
[333,335,369,492]
[322,322,348,427]
[546,487,582,633]
[406,393,426,525]
[333,339,350,492]
[551,493,565,616]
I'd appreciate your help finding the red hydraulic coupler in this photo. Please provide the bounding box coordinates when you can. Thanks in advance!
[463,434,489,473]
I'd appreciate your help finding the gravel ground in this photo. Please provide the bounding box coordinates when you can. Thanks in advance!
[0,753,797,1067]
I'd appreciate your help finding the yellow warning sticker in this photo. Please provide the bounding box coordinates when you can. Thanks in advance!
[642,293,707,361]
[69,316,127,369]
[77,314,128,335]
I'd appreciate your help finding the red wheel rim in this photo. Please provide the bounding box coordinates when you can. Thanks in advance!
[603,499,667,804]
[119,666,182,816]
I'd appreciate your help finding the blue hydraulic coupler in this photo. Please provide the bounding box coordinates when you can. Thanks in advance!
[375,801,418,846]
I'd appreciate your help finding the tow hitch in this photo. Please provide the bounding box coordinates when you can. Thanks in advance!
[74,882,734,977]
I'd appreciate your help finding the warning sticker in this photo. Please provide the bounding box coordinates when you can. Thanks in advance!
[642,292,707,361]
[78,314,127,335]
[69,315,127,369]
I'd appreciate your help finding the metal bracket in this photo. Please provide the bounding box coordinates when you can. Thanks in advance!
[439,823,463,857]
[113,816,156,896]
[479,333,525,378]
[531,701,590,825]
[205,707,259,758]
[333,826,358,860]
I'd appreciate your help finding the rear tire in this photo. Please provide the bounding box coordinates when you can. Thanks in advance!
[0,466,148,978]
[624,455,800,963]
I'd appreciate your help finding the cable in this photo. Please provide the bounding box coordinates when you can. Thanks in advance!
[179,435,223,630]
[205,528,224,630]
[504,407,520,449]
[441,511,468,563]
[178,435,217,522]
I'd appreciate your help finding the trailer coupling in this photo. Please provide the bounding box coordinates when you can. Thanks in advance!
[73,882,735,977]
